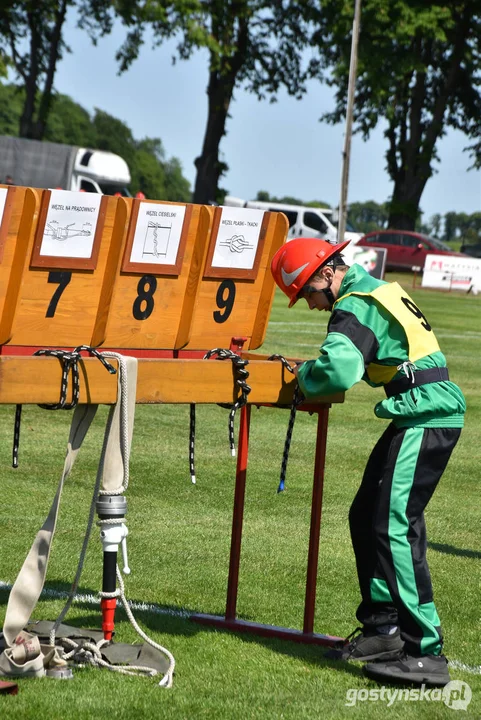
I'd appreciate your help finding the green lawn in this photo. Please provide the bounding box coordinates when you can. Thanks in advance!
[0,272,480,718]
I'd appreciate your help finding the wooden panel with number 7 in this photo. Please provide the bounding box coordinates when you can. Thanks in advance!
[5,192,129,349]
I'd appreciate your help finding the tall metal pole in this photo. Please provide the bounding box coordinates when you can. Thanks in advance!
[337,0,362,244]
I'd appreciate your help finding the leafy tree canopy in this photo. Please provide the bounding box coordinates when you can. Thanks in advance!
[0,81,191,201]
[109,1,324,203]
[0,0,122,139]
[313,0,481,229]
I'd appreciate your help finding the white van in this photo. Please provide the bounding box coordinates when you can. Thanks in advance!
[223,196,362,244]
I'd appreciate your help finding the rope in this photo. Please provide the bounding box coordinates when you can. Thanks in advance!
[59,563,175,687]
[49,352,127,642]
[188,348,251,484]
[12,405,21,468]
[267,355,303,493]
[46,351,175,687]
[189,403,196,484]
[11,345,116,469]
[97,350,132,496]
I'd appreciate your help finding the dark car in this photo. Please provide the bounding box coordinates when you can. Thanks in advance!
[356,230,466,271]
[460,242,481,258]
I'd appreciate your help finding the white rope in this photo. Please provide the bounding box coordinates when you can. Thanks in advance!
[98,351,131,496]
[56,564,175,687]
[396,361,417,384]
[46,351,175,686]
[59,637,157,679]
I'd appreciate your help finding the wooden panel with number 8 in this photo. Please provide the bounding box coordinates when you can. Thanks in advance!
[184,208,288,350]
[98,199,213,350]
[5,192,128,349]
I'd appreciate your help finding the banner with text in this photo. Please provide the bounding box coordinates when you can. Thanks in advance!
[422,254,481,294]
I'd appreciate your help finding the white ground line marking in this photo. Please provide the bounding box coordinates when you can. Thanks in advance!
[0,580,190,619]
[1,580,480,674]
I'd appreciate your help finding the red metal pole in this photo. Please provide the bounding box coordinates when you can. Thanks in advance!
[225,403,251,621]
[303,406,330,634]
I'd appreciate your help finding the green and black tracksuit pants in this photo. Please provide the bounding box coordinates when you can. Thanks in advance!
[349,423,461,656]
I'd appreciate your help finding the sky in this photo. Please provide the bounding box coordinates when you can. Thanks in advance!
[50,13,481,222]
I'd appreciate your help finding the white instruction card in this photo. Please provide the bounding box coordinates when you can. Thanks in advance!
[212,207,264,270]
[39,189,102,258]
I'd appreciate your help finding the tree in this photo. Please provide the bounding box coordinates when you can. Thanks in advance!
[0,0,113,140]
[255,191,331,207]
[348,200,389,234]
[314,0,481,230]
[113,1,323,204]
[0,81,192,201]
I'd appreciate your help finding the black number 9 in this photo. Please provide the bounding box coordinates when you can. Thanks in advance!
[401,296,432,331]
[213,280,236,324]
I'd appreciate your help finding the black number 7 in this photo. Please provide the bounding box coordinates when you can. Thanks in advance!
[46,271,72,318]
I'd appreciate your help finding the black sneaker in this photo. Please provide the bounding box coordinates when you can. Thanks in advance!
[324,626,404,662]
[363,653,450,686]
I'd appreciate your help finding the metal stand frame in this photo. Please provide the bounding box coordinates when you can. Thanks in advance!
[191,403,342,646]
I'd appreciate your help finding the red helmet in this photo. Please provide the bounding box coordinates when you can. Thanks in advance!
[135,191,146,200]
[271,238,350,307]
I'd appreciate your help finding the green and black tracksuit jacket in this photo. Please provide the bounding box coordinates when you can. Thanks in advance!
[297,264,466,656]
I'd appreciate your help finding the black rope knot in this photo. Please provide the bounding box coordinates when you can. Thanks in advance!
[12,346,117,468]
[189,348,252,484]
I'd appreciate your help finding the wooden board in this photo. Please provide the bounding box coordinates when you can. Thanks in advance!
[0,186,40,345]
[0,356,344,406]
[184,208,288,351]
[99,199,213,349]
[5,194,128,348]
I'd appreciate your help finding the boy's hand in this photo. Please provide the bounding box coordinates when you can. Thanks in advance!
[293,362,304,377]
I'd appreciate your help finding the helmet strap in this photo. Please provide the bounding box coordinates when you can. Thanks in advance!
[321,283,336,310]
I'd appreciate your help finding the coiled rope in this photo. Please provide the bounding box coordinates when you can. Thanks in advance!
[189,348,251,484]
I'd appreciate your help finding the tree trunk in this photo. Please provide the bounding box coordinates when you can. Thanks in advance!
[192,12,248,205]
[19,13,40,139]
[387,14,469,230]
[192,68,235,204]
[33,0,69,140]
[388,174,428,230]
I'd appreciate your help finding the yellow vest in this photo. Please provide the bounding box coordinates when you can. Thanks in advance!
[334,282,441,385]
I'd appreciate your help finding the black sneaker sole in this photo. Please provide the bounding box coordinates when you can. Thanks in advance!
[363,664,451,687]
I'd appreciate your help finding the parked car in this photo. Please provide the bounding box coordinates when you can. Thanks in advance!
[460,242,481,258]
[356,230,466,271]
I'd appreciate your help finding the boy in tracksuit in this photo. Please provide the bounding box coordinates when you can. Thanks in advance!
[271,238,466,686]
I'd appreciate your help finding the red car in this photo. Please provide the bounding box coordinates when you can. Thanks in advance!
[356,230,466,271]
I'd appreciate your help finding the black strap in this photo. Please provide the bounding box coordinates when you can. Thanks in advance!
[384,367,449,398]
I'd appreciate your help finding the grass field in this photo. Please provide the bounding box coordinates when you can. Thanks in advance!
[0,272,480,719]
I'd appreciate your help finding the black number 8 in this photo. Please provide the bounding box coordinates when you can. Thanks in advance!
[133,275,157,320]
[401,296,432,331]
[213,280,236,324]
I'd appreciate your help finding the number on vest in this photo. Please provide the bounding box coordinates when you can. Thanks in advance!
[401,296,432,331]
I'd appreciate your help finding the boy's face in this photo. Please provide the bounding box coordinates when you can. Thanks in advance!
[297,268,333,311]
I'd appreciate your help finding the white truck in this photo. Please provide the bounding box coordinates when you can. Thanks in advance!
[0,136,131,195]
[223,196,362,244]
